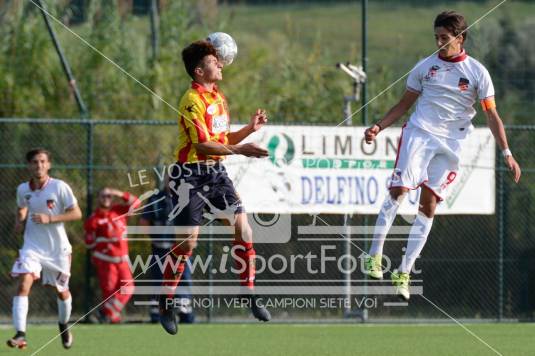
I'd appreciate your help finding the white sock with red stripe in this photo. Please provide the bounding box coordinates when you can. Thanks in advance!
[399,212,434,274]
[57,295,72,324]
[369,196,401,257]
[13,296,28,332]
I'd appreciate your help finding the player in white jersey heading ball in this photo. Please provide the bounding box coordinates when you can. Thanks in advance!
[363,11,521,301]
[7,148,82,350]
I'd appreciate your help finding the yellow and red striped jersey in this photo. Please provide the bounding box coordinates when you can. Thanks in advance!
[175,82,230,163]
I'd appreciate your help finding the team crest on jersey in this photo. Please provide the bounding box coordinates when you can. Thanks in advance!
[458,77,470,91]
[211,114,229,133]
[24,194,31,201]
[424,65,440,81]
[47,199,56,210]
[206,104,218,115]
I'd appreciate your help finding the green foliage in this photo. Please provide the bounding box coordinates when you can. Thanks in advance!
[473,16,535,124]
[1,1,534,125]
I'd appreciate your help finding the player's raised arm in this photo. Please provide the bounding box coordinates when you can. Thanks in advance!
[194,141,268,158]
[227,109,268,145]
[183,96,268,157]
[109,188,141,210]
[484,103,521,183]
[365,90,419,144]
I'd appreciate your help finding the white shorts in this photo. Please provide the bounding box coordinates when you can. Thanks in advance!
[389,124,461,201]
[11,249,71,292]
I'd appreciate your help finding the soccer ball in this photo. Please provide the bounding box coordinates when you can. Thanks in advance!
[206,32,238,66]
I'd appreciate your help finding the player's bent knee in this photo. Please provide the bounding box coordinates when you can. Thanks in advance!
[389,187,408,202]
[418,199,437,218]
[176,233,198,252]
[17,274,33,295]
[233,213,253,243]
[57,290,71,300]
[419,187,438,218]
[235,223,253,243]
[419,205,436,218]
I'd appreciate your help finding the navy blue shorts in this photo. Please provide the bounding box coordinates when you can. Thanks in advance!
[169,162,244,226]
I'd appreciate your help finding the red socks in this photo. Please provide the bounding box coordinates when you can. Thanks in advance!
[161,242,257,295]
[161,245,192,298]
[233,241,256,290]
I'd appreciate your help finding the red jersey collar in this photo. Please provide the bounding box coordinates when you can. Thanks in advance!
[191,81,219,94]
[29,176,50,191]
[438,49,467,63]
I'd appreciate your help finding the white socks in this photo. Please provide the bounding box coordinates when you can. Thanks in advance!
[369,196,401,256]
[13,294,71,332]
[57,295,72,325]
[399,212,434,274]
[13,296,28,332]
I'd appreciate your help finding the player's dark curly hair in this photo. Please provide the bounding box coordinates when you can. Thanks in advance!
[434,11,468,42]
[182,40,218,79]
[26,148,51,162]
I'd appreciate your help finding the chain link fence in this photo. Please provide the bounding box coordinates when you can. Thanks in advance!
[1,0,534,325]
[0,118,533,323]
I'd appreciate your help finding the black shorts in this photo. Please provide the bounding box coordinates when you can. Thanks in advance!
[169,162,244,226]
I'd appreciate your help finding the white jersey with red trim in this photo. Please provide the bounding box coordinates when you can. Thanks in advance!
[16,177,78,256]
[406,50,494,140]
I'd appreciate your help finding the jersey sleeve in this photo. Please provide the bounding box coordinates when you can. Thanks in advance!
[113,193,140,216]
[406,59,425,93]
[180,95,210,144]
[477,66,495,100]
[16,184,27,208]
[58,181,78,210]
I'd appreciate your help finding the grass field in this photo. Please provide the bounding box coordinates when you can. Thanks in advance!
[1,323,534,356]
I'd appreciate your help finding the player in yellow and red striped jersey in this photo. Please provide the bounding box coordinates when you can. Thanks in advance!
[175,81,230,163]
[158,40,271,335]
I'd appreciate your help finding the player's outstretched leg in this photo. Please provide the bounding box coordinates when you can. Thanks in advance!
[365,190,405,280]
[391,270,411,301]
[233,212,271,322]
[392,189,436,301]
[158,245,191,335]
[233,240,271,322]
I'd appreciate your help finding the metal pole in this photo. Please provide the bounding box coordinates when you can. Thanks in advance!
[85,121,94,318]
[497,153,504,321]
[343,213,351,318]
[361,0,370,323]
[207,226,213,323]
[361,0,368,126]
[149,0,159,62]
[36,0,93,318]
[36,0,88,118]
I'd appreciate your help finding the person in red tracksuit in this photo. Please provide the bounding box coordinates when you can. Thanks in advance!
[84,188,140,323]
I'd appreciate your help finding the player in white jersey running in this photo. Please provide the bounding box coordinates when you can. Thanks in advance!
[7,148,82,350]
[363,11,521,301]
